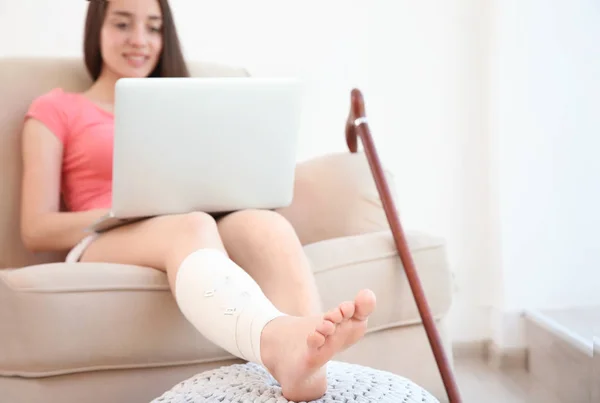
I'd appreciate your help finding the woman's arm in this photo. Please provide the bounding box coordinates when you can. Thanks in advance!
[20,119,108,252]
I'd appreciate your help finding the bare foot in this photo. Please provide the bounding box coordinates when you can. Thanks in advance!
[260,289,377,402]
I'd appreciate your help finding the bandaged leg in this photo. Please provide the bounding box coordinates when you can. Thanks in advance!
[174,248,286,366]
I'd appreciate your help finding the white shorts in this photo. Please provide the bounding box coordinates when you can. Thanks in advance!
[65,234,99,263]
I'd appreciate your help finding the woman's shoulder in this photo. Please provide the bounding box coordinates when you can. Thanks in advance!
[28,88,85,111]
[25,88,86,144]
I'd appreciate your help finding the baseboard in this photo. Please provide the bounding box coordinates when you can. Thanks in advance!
[452,340,488,360]
[452,339,528,370]
[483,340,528,370]
[450,307,528,369]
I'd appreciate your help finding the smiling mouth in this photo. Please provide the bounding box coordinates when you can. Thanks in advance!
[123,54,150,67]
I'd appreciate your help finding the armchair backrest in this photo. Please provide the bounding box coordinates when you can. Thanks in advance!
[0,58,249,269]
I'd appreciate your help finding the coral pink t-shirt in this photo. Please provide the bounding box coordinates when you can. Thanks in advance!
[25,88,114,212]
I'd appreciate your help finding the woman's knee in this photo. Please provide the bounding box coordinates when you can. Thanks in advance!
[174,211,217,233]
[218,209,297,242]
[175,211,218,236]
[165,212,223,267]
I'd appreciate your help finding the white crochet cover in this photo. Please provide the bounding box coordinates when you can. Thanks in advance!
[151,361,440,403]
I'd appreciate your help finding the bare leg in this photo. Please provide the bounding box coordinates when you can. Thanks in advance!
[216,209,322,316]
[80,211,376,402]
[81,212,225,290]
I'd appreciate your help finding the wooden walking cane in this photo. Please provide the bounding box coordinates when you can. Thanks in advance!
[345,89,462,403]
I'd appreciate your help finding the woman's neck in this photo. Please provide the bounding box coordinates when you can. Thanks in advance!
[86,67,120,105]
[83,67,121,114]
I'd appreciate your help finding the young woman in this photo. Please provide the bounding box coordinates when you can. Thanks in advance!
[20,0,376,401]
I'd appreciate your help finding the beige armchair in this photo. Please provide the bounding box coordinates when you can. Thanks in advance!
[0,58,455,403]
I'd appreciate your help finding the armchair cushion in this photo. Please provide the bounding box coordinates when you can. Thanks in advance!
[0,229,451,378]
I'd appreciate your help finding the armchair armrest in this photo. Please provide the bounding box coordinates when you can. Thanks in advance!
[302,230,453,333]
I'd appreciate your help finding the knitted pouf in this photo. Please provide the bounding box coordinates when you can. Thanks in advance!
[151,361,440,403]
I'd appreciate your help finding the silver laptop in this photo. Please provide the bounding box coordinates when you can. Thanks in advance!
[88,76,302,233]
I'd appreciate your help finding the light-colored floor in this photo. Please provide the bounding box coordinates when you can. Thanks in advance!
[454,358,563,403]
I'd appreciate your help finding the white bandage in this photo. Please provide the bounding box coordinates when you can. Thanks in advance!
[174,248,286,365]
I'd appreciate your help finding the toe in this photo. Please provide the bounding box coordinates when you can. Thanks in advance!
[354,289,377,320]
[316,319,336,336]
[307,331,326,348]
[324,307,343,324]
[339,301,355,320]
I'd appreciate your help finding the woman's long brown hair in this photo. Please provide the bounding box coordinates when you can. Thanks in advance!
[83,0,190,80]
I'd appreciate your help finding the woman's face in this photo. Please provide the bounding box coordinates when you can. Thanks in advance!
[100,0,164,79]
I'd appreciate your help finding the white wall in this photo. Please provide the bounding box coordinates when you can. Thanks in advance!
[0,0,497,343]
[489,0,600,348]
